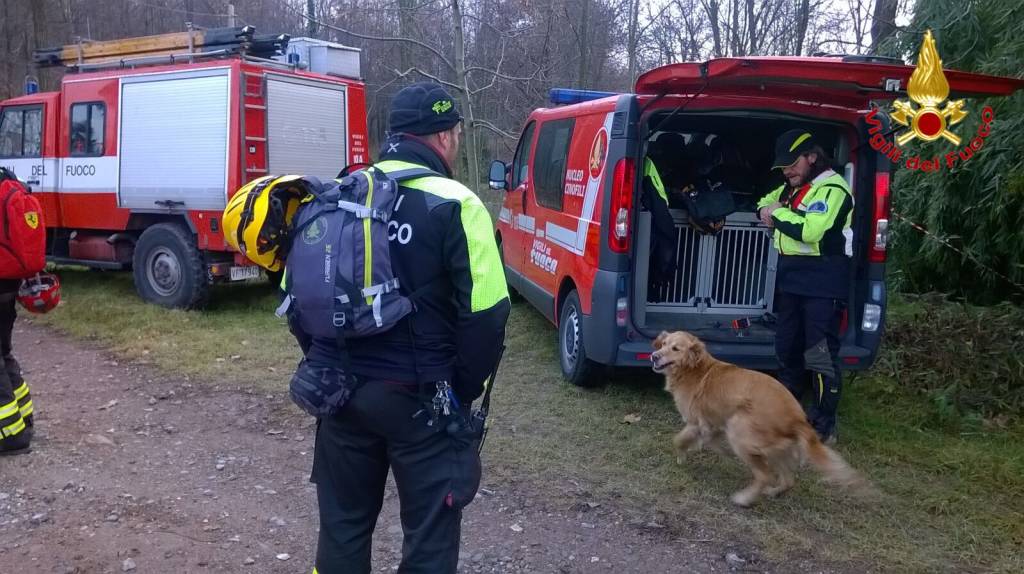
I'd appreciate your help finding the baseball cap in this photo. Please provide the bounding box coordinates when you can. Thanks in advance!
[772,129,818,169]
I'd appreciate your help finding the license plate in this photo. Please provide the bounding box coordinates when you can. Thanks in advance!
[229,265,261,281]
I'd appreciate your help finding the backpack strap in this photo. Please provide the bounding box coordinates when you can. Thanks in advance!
[337,162,374,178]
[385,167,442,183]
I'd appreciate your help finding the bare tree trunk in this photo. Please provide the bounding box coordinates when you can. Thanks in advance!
[871,0,899,53]
[397,0,416,73]
[702,0,724,57]
[745,0,757,54]
[794,0,810,55]
[730,0,741,55]
[306,0,317,36]
[451,0,480,189]
[578,0,590,88]
[627,0,640,84]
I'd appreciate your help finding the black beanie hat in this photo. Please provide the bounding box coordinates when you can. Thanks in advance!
[388,81,463,136]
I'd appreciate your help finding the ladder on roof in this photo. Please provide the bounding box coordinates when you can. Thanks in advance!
[33,25,289,72]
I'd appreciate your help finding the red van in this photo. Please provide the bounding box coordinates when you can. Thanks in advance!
[488,56,1022,385]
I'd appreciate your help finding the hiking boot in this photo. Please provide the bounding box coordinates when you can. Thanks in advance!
[22,414,33,441]
[821,430,837,446]
[0,432,31,456]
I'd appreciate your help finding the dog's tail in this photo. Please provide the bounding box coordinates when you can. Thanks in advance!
[798,425,869,491]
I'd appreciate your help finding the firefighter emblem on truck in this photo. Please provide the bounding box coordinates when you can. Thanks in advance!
[589,128,608,179]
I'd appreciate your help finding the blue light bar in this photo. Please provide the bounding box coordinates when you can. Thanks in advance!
[549,88,619,105]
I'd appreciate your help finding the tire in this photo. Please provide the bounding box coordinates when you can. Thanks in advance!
[496,234,522,302]
[558,290,600,387]
[132,223,209,309]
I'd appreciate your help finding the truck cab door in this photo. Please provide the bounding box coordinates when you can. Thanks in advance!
[503,121,537,280]
[0,100,57,191]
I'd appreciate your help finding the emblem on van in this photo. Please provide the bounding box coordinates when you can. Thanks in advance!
[889,29,967,146]
[589,128,608,179]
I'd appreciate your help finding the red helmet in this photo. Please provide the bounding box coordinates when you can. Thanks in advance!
[17,272,61,314]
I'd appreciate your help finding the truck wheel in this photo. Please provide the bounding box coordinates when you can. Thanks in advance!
[133,223,209,309]
[559,290,600,387]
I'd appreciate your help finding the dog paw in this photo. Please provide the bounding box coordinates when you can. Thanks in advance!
[675,455,685,466]
[730,490,758,507]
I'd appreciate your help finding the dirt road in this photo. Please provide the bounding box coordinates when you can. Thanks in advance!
[0,321,836,574]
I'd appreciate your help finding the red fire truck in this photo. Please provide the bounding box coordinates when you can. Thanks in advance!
[0,27,369,308]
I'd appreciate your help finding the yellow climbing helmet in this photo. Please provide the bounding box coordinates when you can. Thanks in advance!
[222,175,313,271]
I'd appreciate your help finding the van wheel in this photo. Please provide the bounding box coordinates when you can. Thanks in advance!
[133,223,209,309]
[559,290,599,387]
[496,235,522,302]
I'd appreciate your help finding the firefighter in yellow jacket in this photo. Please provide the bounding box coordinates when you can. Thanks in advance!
[757,129,853,444]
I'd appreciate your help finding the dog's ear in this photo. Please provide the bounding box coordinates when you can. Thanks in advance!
[653,331,669,350]
[683,337,706,367]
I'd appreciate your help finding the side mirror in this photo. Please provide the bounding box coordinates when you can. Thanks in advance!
[488,160,509,191]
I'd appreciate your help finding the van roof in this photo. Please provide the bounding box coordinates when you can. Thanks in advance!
[636,56,1024,109]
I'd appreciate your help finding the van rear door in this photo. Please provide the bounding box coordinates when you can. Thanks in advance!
[634,57,1024,108]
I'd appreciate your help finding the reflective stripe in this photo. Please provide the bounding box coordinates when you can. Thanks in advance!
[13,382,29,400]
[789,132,813,152]
[644,157,668,203]
[376,160,509,313]
[2,416,25,438]
[362,170,374,305]
[0,400,19,420]
[19,400,33,418]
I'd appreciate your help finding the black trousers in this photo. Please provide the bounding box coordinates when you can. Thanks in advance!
[0,294,32,442]
[774,290,844,436]
[310,380,481,574]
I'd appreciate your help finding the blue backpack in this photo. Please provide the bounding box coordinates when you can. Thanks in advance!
[276,164,438,344]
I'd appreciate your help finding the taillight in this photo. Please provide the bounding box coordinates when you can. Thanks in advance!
[609,157,636,253]
[870,171,890,263]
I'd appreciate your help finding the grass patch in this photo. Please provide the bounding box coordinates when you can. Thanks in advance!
[30,268,1024,573]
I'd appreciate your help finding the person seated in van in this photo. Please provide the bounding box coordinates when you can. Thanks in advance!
[646,132,687,193]
[705,136,757,211]
[756,129,854,445]
[641,137,679,295]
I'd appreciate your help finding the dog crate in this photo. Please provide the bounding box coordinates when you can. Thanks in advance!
[634,210,778,327]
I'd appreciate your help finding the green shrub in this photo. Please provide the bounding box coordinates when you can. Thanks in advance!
[874,294,1024,424]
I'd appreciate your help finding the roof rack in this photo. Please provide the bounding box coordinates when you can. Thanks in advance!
[33,25,289,72]
[810,53,905,65]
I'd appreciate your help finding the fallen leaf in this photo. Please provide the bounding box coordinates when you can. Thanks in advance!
[97,400,118,411]
[622,413,642,424]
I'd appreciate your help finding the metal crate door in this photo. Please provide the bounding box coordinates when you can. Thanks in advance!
[705,216,778,312]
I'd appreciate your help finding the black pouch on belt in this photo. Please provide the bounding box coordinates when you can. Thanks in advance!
[444,410,483,509]
[288,359,361,418]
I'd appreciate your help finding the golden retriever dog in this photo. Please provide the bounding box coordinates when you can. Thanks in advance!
[652,330,868,507]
